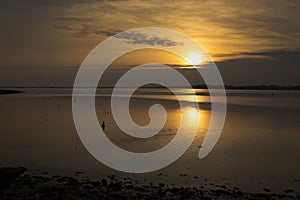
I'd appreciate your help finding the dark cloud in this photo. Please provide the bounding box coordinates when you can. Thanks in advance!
[114,31,181,47]
[216,48,300,59]
[94,30,122,36]
[55,24,121,37]
[54,25,89,37]
[216,49,300,85]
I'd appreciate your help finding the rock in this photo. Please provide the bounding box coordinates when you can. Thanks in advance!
[101,179,108,186]
[211,189,231,196]
[159,183,165,188]
[219,185,227,189]
[0,167,27,189]
[235,190,244,196]
[283,189,294,193]
[254,193,271,199]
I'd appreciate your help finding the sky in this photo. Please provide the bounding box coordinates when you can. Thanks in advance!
[0,0,300,86]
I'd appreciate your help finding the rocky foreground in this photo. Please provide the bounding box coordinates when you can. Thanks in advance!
[0,167,298,200]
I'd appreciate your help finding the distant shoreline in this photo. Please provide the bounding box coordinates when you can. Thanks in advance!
[1,85,300,90]
[0,89,23,95]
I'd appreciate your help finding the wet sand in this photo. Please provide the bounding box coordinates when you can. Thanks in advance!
[0,88,299,197]
[0,167,298,200]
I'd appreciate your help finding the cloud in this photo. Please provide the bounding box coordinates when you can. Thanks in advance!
[94,29,122,36]
[215,48,300,60]
[50,0,300,59]
[55,24,121,37]
[114,31,181,47]
[1,0,300,69]
[215,48,300,85]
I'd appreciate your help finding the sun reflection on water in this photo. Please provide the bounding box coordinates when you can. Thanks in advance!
[180,107,200,129]
[188,108,199,120]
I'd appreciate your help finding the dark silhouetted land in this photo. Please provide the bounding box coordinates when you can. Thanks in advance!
[0,89,23,95]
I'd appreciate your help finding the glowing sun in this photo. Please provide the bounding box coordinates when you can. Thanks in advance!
[186,53,203,65]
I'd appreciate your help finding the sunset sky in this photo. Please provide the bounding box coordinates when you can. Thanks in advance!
[0,0,300,86]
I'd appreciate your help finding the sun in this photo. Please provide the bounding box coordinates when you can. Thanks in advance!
[186,53,203,65]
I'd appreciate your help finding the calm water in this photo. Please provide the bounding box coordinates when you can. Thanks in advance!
[0,88,299,192]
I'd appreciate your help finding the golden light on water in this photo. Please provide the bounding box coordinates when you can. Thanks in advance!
[188,108,199,120]
[182,107,200,124]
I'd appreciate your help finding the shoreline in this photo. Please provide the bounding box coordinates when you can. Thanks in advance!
[1,85,300,90]
[0,167,298,199]
[0,89,23,95]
